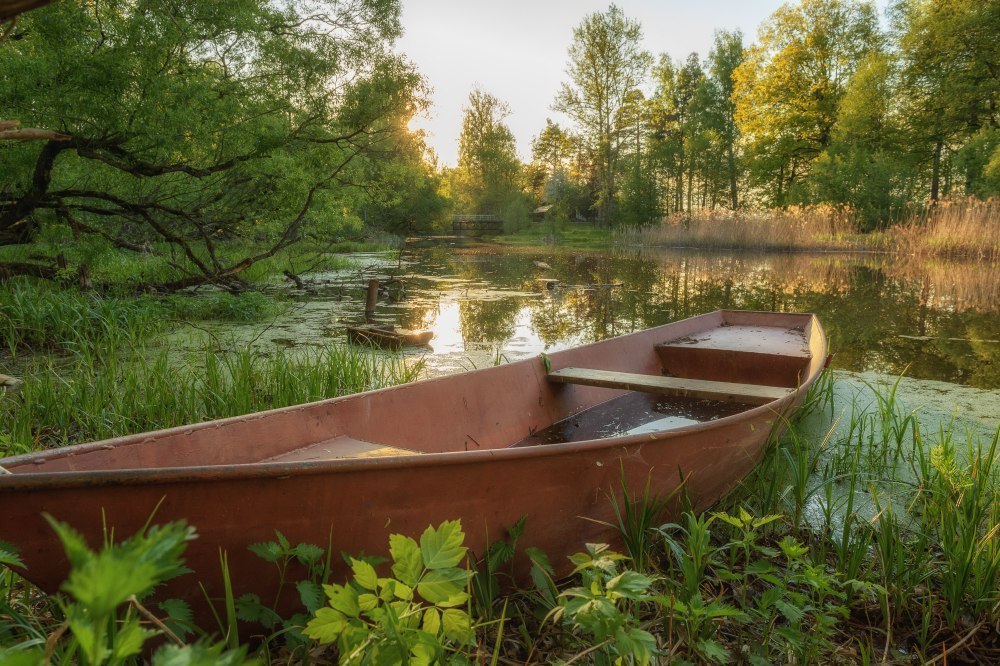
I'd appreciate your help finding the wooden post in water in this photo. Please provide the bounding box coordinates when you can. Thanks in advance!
[365,279,379,323]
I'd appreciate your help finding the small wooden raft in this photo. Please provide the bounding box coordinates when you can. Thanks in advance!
[547,368,793,406]
[346,325,433,349]
[262,435,418,463]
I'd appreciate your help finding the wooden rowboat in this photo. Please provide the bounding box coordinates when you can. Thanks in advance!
[345,323,433,348]
[0,310,826,616]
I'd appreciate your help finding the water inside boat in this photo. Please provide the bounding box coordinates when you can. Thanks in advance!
[510,392,753,447]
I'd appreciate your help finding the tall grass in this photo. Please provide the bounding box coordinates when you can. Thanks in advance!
[889,197,1000,261]
[728,373,1000,658]
[0,281,162,357]
[618,205,864,251]
[1,344,422,454]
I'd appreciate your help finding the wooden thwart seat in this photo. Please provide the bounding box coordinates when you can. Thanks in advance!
[262,435,418,463]
[547,368,793,405]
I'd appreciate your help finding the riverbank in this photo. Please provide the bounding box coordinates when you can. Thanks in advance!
[2,373,997,664]
[500,198,1000,262]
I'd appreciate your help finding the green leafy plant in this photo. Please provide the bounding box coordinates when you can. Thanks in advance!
[235,531,328,659]
[549,543,659,665]
[0,517,254,666]
[471,516,525,620]
[304,519,475,664]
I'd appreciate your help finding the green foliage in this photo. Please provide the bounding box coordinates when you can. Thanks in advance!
[0,0,428,286]
[453,88,522,216]
[239,531,329,659]
[0,517,254,666]
[163,292,281,323]
[550,543,658,665]
[733,0,882,207]
[0,281,162,357]
[1,342,421,453]
[470,517,526,620]
[304,520,475,664]
[555,5,652,224]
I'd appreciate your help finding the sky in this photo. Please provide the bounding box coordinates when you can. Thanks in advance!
[394,1,816,167]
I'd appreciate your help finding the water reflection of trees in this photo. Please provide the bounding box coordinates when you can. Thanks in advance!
[403,247,999,388]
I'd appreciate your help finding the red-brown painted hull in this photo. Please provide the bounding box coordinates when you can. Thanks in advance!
[0,310,826,616]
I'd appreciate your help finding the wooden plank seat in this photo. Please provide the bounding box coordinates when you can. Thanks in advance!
[262,435,418,463]
[547,367,793,406]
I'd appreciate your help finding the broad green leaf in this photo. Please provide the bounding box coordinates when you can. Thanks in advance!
[409,639,438,666]
[626,627,658,663]
[247,541,283,563]
[389,533,423,586]
[419,520,467,570]
[422,607,441,635]
[382,578,414,601]
[695,639,731,664]
[358,593,379,612]
[65,602,110,665]
[0,647,44,666]
[158,598,195,641]
[292,543,324,565]
[606,571,653,600]
[417,568,470,607]
[441,609,474,645]
[63,554,158,616]
[303,607,347,643]
[351,557,378,591]
[152,642,255,666]
[775,599,805,624]
[323,583,360,618]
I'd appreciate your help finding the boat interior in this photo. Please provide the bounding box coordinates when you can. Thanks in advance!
[1,311,823,474]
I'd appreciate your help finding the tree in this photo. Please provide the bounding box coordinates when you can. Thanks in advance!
[706,30,745,210]
[0,0,422,289]
[554,4,652,225]
[895,0,1000,201]
[733,0,882,206]
[809,52,918,228]
[453,88,521,214]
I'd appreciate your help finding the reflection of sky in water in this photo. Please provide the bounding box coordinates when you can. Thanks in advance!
[159,245,1000,389]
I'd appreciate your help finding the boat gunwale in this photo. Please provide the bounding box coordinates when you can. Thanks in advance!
[0,311,825,490]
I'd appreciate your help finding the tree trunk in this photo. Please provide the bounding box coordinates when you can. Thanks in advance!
[727,143,738,209]
[930,140,942,203]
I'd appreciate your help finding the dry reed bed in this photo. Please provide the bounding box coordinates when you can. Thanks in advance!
[889,197,1000,261]
[622,198,1000,262]
[619,205,865,252]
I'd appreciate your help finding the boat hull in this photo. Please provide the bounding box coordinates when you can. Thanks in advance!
[0,310,826,617]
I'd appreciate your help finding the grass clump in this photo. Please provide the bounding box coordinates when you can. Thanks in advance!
[500,221,614,248]
[1,344,422,454]
[0,281,163,357]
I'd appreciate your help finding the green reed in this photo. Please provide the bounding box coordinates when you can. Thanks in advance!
[1,344,422,453]
[0,282,162,357]
[727,372,999,661]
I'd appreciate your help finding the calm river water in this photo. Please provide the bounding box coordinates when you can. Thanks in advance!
[166,241,1000,393]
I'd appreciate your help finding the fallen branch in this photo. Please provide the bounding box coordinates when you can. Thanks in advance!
[0,126,71,141]
[0,260,58,281]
